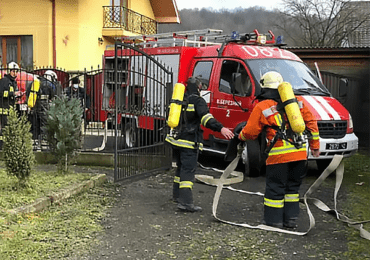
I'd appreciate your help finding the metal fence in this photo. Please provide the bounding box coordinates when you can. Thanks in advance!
[0,49,173,182]
[112,42,173,182]
[0,66,109,152]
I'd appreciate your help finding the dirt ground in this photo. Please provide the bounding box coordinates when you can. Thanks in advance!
[73,155,354,260]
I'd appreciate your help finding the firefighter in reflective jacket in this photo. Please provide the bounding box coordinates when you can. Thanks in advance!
[0,62,19,147]
[27,70,56,145]
[238,71,320,228]
[166,77,234,212]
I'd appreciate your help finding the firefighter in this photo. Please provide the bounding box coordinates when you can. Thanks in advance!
[66,77,85,107]
[65,77,90,134]
[238,71,320,228]
[0,62,19,148]
[27,70,56,147]
[165,77,234,212]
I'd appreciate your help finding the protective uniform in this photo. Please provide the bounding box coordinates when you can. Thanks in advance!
[239,71,320,228]
[27,71,56,146]
[0,62,19,147]
[66,77,89,111]
[66,77,89,135]
[165,77,225,212]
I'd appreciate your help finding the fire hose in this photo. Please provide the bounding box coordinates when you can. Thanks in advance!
[195,146,370,240]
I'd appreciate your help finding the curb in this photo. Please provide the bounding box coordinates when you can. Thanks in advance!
[7,174,107,215]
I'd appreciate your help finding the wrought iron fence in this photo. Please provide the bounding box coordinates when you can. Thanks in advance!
[103,6,157,35]
[112,42,173,182]
[0,66,109,152]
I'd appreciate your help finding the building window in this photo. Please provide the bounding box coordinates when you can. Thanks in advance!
[0,35,33,69]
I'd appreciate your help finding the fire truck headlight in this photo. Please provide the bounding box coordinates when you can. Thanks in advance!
[348,114,354,133]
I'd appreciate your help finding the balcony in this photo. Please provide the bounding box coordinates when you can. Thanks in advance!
[103,6,157,37]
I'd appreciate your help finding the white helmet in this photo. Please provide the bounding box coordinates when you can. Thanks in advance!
[260,71,283,89]
[8,62,19,70]
[44,70,58,82]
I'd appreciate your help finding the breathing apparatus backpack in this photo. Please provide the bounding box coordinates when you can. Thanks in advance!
[167,77,204,140]
[167,83,187,139]
[261,82,309,161]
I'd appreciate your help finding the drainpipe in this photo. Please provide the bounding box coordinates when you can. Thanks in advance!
[51,0,56,68]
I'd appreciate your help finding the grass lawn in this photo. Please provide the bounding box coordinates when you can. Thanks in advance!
[0,150,369,259]
[0,164,117,260]
[340,151,370,259]
[0,167,92,210]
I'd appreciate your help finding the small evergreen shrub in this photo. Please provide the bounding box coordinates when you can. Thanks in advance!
[45,96,83,173]
[3,107,35,187]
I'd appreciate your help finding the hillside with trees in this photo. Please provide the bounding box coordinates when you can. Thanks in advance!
[158,0,370,47]
[158,7,288,44]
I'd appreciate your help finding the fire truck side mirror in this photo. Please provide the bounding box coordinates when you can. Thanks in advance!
[230,72,241,95]
[339,78,348,97]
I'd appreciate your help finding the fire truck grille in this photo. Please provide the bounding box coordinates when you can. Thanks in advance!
[317,120,347,139]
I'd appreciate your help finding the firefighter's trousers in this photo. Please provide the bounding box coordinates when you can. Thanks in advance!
[264,160,307,226]
[0,110,8,148]
[172,147,199,205]
[30,109,47,141]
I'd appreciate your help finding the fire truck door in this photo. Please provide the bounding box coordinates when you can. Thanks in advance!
[211,59,254,133]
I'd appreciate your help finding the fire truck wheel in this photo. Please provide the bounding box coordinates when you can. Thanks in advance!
[242,140,263,177]
[123,122,137,148]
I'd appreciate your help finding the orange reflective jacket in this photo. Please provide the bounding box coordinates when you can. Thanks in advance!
[239,97,319,165]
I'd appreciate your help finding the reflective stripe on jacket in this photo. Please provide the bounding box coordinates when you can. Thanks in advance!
[239,96,320,165]
[165,135,204,150]
[166,90,223,150]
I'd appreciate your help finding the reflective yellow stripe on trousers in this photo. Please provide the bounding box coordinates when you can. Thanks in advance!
[264,197,284,208]
[174,176,180,184]
[284,194,299,202]
[179,181,193,189]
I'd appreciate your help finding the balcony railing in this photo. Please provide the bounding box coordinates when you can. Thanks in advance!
[103,6,157,35]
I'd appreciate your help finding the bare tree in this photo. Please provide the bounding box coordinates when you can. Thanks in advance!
[274,0,370,47]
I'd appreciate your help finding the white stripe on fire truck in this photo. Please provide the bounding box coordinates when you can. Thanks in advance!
[302,96,330,120]
[314,96,341,120]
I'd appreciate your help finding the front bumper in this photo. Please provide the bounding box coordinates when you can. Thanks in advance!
[308,133,358,160]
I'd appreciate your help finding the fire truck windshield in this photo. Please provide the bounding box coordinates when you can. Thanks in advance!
[247,59,331,96]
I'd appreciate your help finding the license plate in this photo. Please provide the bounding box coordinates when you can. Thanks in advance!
[326,142,347,150]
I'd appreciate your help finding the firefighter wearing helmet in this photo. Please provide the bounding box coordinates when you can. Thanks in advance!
[165,77,234,212]
[0,62,19,147]
[238,71,320,229]
[27,70,56,148]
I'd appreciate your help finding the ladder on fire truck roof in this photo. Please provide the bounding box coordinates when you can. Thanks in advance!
[119,28,227,47]
[117,28,277,48]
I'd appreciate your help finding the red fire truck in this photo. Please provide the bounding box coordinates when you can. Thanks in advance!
[102,29,358,176]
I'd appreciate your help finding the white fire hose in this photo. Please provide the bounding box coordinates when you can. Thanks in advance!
[195,148,370,240]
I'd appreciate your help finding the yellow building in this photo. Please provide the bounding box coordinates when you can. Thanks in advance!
[0,0,180,71]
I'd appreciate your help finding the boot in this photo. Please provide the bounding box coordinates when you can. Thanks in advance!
[172,181,179,203]
[283,218,298,229]
[178,188,202,212]
[177,203,202,212]
[263,221,283,228]
[264,204,283,228]
[284,200,299,229]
